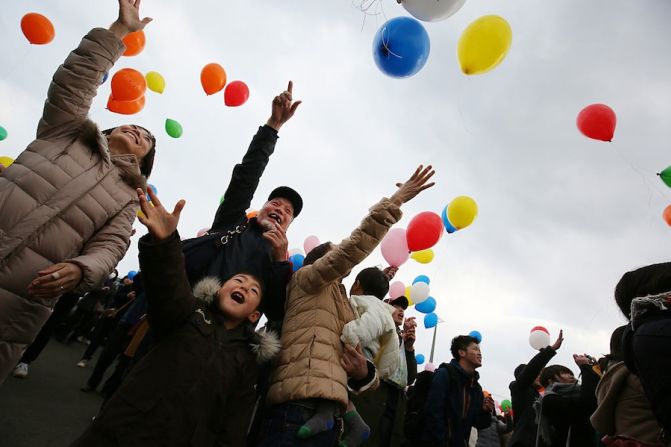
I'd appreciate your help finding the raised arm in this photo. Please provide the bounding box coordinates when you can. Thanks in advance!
[515,330,563,389]
[211,82,301,230]
[37,0,151,141]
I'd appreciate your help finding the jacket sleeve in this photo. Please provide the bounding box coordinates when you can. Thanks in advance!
[217,376,257,447]
[67,201,136,292]
[579,364,599,414]
[516,347,557,389]
[210,125,279,231]
[296,198,402,294]
[137,231,197,339]
[37,28,125,141]
[422,367,450,445]
[406,348,418,385]
[348,359,379,395]
[341,297,395,347]
[474,408,492,430]
[259,260,292,323]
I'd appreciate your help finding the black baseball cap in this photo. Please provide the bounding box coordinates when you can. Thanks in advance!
[268,186,303,218]
[388,296,409,310]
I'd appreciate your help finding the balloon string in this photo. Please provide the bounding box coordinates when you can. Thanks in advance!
[614,144,666,202]
[382,26,403,60]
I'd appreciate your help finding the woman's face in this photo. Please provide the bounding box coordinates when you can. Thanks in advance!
[107,125,153,162]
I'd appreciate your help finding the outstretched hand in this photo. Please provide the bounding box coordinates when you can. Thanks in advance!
[390,165,436,205]
[550,329,564,351]
[136,188,185,241]
[110,0,153,39]
[266,81,302,131]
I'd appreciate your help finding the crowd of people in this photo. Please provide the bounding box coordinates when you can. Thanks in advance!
[0,1,669,446]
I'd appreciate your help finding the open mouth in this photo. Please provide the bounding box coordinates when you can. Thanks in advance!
[123,130,139,144]
[268,212,281,224]
[231,291,245,304]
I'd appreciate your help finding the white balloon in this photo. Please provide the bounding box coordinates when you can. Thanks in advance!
[401,0,466,22]
[411,282,430,304]
[529,330,551,350]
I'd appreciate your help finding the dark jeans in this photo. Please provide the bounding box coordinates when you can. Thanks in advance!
[81,316,118,360]
[256,402,341,447]
[19,293,79,364]
[633,316,671,435]
[86,323,132,389]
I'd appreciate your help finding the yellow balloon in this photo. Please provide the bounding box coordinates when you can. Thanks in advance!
[136,209,146,219]
[411,249,434,264]
[0,156,15,167]
[405,286,412,298]
[407,295,414,306]
[146,71,166,94]
[448,196,478,229]
[457,15,512,75]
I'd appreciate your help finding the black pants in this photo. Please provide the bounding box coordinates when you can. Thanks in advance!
[86,323,132,389]
[19,293,79,364]
[633,315,671,435]
[81,316,119,361]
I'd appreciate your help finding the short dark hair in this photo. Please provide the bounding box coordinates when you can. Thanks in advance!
[539,365,574,387]
[303,242,333,267]
[450,335,479,360]
[609,325,627,361]
[102,126,157,178]
[354,267,389,300]
[614,262,671,318]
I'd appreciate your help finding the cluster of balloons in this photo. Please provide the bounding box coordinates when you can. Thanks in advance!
[286,235,322,273]
[21,13,55,45]
[529,326,551,350]
[200,63,250,107]
[577,104,617,142]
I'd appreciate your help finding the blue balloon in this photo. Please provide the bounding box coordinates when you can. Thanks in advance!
[372,17,430,78]
[101,71,109,85]
[127,270,137,280]
[415,296,436,314]
[441,205,457,234]
[146,184,158,201]
[424,312,438,329]
[469,330,483,343]
[415,354,425,365]
[289,254,305,272]
[413,275,430,285]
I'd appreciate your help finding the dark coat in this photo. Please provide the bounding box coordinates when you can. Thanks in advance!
[421,360,491,447]
[508,347,557,447]
[70,232,280,447]
[181,125,292,324]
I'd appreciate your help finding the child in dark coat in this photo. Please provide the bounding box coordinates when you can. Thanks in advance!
[70,188,280,447]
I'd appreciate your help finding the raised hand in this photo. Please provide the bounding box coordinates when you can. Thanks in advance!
[390,165,436,206]
[266,81,302,131]
[136,188,185,241]
[109,0,153,39]
[550,329,564,351]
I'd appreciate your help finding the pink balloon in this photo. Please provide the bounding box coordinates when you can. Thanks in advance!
[196,228,210,237]
[389,281,405,298]
[424,362,436,372]
[304,235,320,254]
[380,227,409,267]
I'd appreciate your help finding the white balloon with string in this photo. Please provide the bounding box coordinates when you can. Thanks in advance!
[401,0,466,22]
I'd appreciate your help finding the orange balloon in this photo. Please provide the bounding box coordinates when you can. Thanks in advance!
[122,30,145,56]
[200,63,227,95]
[664,205,671,226]
[21,13,55,45]
[246,210,259,219]
[107,95,146,115]
[111,68,147,101]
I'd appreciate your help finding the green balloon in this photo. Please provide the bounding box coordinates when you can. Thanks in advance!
[501,399,512,412]
[0,126,7,141]
[658,166,671,188]
[219,195,225,205]
[165,119,183,138]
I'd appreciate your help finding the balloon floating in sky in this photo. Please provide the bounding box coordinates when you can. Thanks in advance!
[21,13,55,45]
[123,30,145,56]
[577,104,616,142]
[224,81,250,107]
[448,196,478,229]
[458,15,512,75]
[372,16,430,78]
[381,227,410,267]
[107,95,145,115]
[424,312,438,329]
[529,326,551,350]
[415,296,436,314]
[412,275,430,285]
[201,63,227,95]
[127,270,138,280]
[0,156,14,168]
[415,354,425,365]
[0,126,8,141]
[501,399,512,412]
[469,330,482,343]
[389,281,405,299]
[401,0,466,22]
[406,211,443,252]
[111,68,147,101]
[658,166,671,188]
[663,205,671,227]
[411,248,434,264]
[165,118,183,138]
[146,71,166,94]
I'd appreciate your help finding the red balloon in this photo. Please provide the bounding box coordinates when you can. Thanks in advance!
[224,81,250,107]
[577,104,616,142]
[111,68,147,101]
[406,211,443,252]
[663,205,671,227]
[21,13,55,45]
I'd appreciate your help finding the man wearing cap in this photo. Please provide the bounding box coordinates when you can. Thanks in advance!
[182,81,302,323]
[352,293,418,447]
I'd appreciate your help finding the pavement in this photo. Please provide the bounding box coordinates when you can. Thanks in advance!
[0,339,108,447]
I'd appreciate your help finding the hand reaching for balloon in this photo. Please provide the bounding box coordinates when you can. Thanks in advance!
[550,329,564,351]
[109,0,153,39]
[27,262,83,299]
[382,266,398,280]
[136,188,185,241]
[390,165,436,206]
[266,81,302,131]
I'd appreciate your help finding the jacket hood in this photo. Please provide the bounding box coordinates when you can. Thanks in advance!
[446,359,481,382]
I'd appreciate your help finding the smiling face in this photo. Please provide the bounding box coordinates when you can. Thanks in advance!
[256,197,294,232]
[106,124,154,163]
[460,342,483,369]
[217,273,262,325]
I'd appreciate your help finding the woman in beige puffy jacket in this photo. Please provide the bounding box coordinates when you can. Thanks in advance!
[0,0,155,383]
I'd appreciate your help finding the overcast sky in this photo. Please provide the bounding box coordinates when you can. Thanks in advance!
[2,0,671,401]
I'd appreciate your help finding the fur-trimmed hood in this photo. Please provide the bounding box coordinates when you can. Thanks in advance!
[193,276,280,363]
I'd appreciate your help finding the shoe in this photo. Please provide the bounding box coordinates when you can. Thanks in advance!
[12,363,29,378]
[76,359,88,368]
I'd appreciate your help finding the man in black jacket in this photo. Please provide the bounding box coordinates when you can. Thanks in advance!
[182,81,302,324]
[508,330,564,447]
